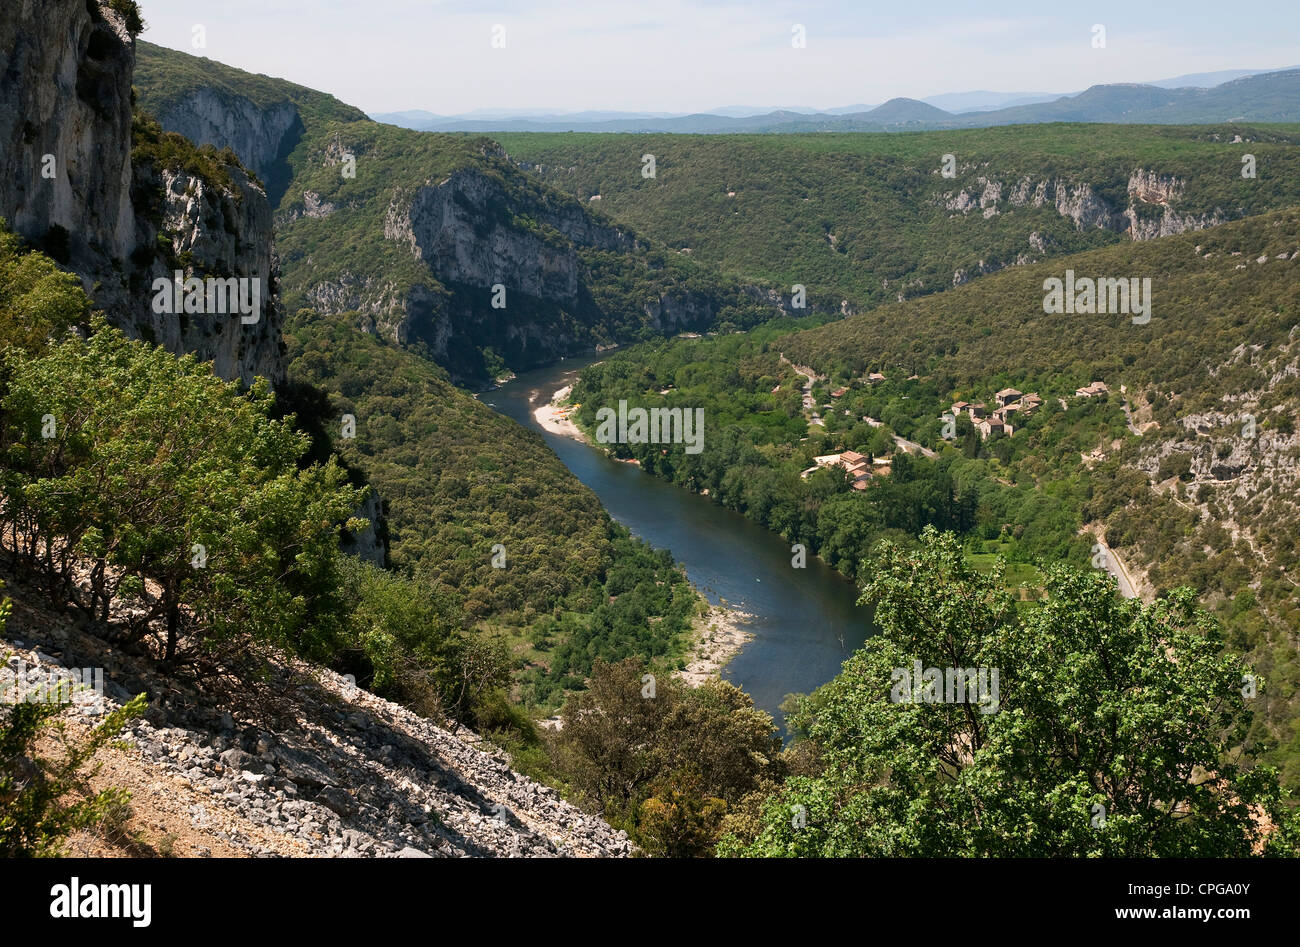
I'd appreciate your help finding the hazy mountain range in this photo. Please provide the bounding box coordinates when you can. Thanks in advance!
[373,67,1300,133]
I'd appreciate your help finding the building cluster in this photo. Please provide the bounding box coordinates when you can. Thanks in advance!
[828,373,886,401]
[948,388,1043,439]
[805,449,890,491]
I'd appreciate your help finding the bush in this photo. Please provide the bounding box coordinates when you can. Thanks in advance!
[0,597,147,857]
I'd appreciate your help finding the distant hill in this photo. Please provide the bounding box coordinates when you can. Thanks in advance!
[497,123,1300,309]
[856,97,953,124]
[134,43,801,385]
[369,69,1300,134]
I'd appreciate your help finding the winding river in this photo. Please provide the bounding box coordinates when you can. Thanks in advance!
[484,356,874,731]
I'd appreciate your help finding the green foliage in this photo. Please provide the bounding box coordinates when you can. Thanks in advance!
[552,658,782,856]
[1,596,148,857]
[106,0,145,36]
[721,529,1299,857]
[131,110,241,196]
[286,309,699,710]
[335,556,512,727]
[497,124,1300,309]
[570,330,1082,589]
[133,42,367,130]
[0,222,87,358]
[583,205,1300,788]
[0,318,364,669]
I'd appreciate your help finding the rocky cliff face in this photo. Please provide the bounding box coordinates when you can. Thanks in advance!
[0,0,136,270]
[340,491,388,568]
[311,164,756,379]
[0,0,285,388]
[941,169,1228,240]
[124,161,286,386]
[147,86,302,206]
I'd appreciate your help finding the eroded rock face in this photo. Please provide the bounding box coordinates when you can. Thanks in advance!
[304,165,751,380]
[125,165,286,387]
[0,0,136,269]
[0,0,286,388]
[340,491,388,568]
[941,169,1227,240]
[149,86,302,203]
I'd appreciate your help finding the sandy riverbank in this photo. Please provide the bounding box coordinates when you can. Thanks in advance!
[533,384,589,443]
[678,604,754,687]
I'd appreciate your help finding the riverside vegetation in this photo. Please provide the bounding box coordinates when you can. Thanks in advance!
[6,4,1300,856]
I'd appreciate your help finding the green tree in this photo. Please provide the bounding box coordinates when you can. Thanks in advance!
[722,528,1299,857]
[1,320,364,669]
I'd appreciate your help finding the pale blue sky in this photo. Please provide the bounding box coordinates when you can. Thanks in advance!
[137,0,1300,114]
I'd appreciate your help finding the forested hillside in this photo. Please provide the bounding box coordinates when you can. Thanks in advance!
[570,205,1300,788]
[496,125,1300,308]
[133,45,807,384]
[284,308,700,713]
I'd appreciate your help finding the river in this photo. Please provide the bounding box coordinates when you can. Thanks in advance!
[483,356,874,731]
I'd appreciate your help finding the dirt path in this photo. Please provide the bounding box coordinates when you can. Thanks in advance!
[780,355,824,426]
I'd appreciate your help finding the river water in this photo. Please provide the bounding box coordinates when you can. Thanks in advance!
[484,356,874,730]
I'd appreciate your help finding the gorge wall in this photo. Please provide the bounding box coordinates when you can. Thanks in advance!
[0,0,285,388]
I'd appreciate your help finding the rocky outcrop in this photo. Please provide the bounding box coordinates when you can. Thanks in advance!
[0,0,136,271]
[0,0,286,388]
[147,86,302,205]
[390,168,635,297]
[305,165,764,380]
[341,491,388,568]
[941,169,1228,240]
[122,161,286,387]
[2,569,630,857]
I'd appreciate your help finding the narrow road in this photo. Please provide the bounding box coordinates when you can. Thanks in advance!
[1097,539,1139,599]
[780,355,824,426]
[1119,384,1143,436]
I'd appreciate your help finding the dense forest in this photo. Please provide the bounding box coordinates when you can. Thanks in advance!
[566,205,1300,792]
[284,308,702,713]
[497,124,1300,309]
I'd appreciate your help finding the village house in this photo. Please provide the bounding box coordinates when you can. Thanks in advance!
[868,372,886,383]
[946,390,1042,440]
[831,386,849,398]
[1075,381,1110,398]
[806,449,877,489]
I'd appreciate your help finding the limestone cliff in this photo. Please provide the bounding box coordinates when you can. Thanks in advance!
[0,0,137,271]
[132,41,369,208]
[147,87,301,204]
[941,169,1229,241]
[0,1,285,387]
[297,154,778,381]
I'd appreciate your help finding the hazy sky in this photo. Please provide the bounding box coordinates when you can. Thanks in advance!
[138,1,1300,115]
